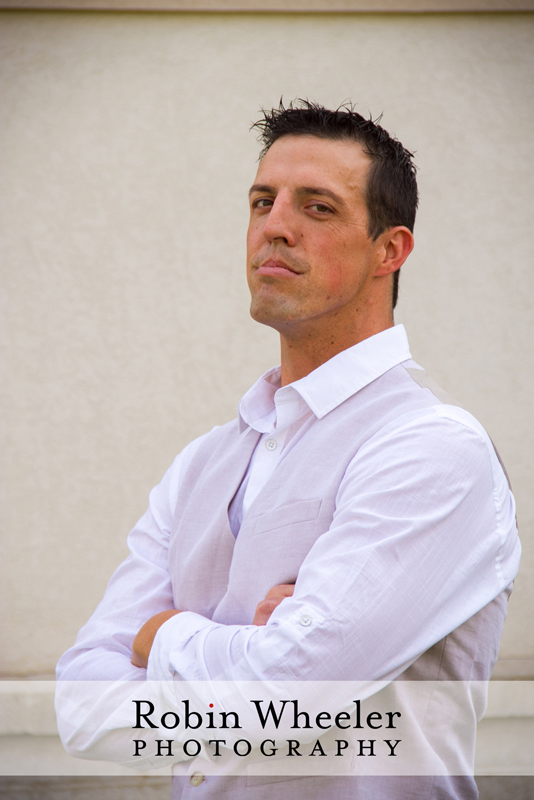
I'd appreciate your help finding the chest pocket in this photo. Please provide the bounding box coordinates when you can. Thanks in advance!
[245,498,324,591]
[252,498,322,537]
[215,499,324,623]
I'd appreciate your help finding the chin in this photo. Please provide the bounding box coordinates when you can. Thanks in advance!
[249,300,294,330]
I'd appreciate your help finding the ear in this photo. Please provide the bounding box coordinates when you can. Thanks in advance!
[374,227,414,277]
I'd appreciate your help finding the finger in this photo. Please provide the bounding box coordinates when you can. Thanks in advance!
[252,599,280,626]
[265,583,295,601]
[131,651,147,669]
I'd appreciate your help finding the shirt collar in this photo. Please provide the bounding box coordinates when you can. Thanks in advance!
[238,324,412,434]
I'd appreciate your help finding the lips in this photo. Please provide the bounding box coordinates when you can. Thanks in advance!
[255,258,301,278]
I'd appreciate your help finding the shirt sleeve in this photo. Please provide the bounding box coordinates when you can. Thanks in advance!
[56,430,215,683]
[147,405,520,685]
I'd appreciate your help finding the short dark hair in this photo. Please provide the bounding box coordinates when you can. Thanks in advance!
[252,100,418,309]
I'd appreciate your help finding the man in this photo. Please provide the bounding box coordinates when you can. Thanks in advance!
[56,102,520,799]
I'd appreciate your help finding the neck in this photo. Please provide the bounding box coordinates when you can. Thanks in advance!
[279,316,394,386]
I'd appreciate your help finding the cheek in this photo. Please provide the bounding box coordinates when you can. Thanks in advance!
[246,223,268,268]
[318,235,373,293]
[316,253,356,295]
[313,267,349,304]
[246,226,255,257]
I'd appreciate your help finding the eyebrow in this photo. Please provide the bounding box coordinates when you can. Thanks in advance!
[248,184,345,207]
[248,184,275,197]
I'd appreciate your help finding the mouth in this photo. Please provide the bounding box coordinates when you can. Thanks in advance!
[255,258,301,278]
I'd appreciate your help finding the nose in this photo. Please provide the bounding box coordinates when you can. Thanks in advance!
[262,192,297,247]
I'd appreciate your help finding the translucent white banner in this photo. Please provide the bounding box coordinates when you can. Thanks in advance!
[1,680,533,777]
[50,678,486,777]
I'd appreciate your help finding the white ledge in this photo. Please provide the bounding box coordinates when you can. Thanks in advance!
[0,681,533,737]
[0,0,533,11]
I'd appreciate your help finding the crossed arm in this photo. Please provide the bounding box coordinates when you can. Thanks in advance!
[58,408,518,690]
[131,584,295,669]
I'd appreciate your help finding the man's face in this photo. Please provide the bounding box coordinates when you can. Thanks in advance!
[247,135,383,334]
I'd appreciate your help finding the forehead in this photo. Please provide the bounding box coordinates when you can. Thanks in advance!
[254,135,371,197]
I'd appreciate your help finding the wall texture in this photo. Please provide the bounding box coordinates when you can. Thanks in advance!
[1,11,533,679]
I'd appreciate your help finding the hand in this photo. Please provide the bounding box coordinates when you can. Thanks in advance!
[252,584,294,626]
[131,609,181,668]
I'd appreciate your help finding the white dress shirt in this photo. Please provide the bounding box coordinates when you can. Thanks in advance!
[56,324,520,694]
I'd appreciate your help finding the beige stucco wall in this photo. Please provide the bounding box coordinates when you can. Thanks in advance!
[1,10,533,677]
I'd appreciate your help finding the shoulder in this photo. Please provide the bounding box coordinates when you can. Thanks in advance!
[148,419,240,514]
[358,390,500,484]
[366,361,499,463]
[173,419,240,474]
[345,389,516,549]
[343,359,513,514]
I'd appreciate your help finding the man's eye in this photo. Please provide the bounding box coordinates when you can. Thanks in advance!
[253,198,273,209]
[308,203,332,213]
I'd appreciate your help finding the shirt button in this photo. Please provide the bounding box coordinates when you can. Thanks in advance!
[190,772,204,787]
[265,439,277,451]
[300,614,312,627]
